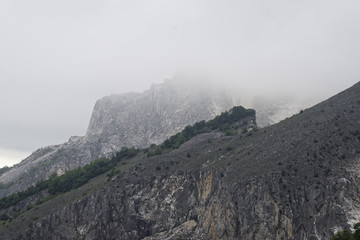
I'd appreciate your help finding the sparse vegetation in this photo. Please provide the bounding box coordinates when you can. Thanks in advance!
[162,106,255,149]
[332,222,360,240]
[0,105,255,230]
[224,129,236,136]
[0,214,9,221]
[147,146,163,157]
[0,147,139,210]
[0,166,10,177]
[225,145,233,151]
[0,183,8,190]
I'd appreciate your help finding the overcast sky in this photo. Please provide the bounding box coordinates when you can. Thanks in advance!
[0,0,360,167]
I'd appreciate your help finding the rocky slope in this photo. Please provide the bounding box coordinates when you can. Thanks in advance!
[0,79,241,198]
[0,77,306,199]
[1,82,359,239]
[253,95,305,127]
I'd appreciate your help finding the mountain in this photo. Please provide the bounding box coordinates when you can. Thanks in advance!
[0,82,359,239]
[0,78,242,198]
[0,77,307,199]
[253,95,305,127]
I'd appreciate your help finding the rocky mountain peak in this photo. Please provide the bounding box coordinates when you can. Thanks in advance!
[0,76,311,199]
[85,78,240,150]
[1,82,359,240]
[0,78,240,198]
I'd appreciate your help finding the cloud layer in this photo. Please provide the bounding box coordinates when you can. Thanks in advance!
[0,0,359,165]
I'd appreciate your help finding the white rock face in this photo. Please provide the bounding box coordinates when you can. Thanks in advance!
[252,96,305,127]
[0,77,309,198]
[85,79,240,153]
[0,78,240,197]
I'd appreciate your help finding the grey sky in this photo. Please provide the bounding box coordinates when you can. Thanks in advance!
[0,0,359,167]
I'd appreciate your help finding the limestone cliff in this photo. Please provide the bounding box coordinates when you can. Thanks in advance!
[0,79,240,198]
[1,82,359,240]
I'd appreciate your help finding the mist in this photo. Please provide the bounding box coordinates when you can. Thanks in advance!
[0,0,359,167]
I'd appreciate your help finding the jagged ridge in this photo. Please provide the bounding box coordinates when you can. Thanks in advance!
[0,79,240,198]
[0,82,359,239]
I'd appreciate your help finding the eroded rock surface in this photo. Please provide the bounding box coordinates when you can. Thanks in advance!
[4,82,360,240]
[0,79,240,198]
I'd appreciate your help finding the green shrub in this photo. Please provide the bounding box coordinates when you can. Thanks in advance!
[332,229,353,240]
[12,211,21,219]
[0,147,140,210]
[225,145,233,151]
[0,214,9,221]
[162,106,255,149]
[224,129,236,136]
[147,146,163,157]
[332,222,360,240]
[354,223,360,240]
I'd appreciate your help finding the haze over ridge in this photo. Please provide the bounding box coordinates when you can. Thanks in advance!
[1,0,359,167]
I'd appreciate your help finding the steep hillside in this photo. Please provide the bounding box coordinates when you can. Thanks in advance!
[0,77,308,199]
[0,79,240,198]
[253,95,304,127]
[0,82,359,239]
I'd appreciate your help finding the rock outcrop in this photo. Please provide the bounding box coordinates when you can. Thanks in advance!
[253,95,305,127]
[0,79,241,198]
[1,82,359,240]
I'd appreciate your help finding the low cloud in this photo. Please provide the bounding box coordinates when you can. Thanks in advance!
[0,148,31,168]
[0,0,359,166]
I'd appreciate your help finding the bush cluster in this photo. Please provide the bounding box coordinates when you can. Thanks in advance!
[147,146,162,157]
[162,106,255,149]
[0,106,255,210]
[333,222,360,240]
[0,147,139,210]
